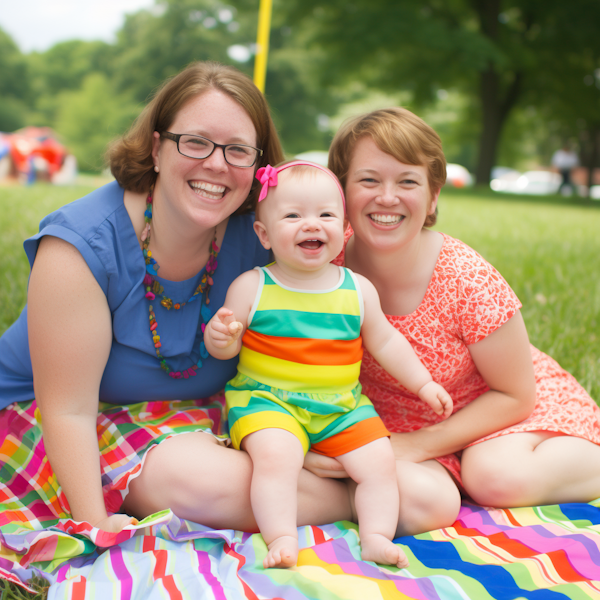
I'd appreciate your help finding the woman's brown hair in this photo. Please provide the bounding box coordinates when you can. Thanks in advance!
[108,61,284,212]
[328,107,446,227]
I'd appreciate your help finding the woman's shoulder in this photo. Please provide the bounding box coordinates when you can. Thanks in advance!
[438,233,488,264]
[36,180,125,240]
[24,180,136,295]
[224,212,263,254]
[435,233,521,320]
[436,233,504,283]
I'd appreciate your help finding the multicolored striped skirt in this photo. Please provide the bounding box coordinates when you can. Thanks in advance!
[0,397,226,528]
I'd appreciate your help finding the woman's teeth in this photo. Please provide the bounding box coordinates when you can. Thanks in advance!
[190,182,226,199]
[370,214,403,224]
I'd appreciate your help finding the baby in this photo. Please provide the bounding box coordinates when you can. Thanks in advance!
[205,161,452,569]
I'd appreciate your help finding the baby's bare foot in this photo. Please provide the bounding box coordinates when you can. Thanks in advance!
[264,535,298,568]
[361,533,409,569]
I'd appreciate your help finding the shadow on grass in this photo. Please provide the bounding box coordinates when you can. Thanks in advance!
[441,185,600,210]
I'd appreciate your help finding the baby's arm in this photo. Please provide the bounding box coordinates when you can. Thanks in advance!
[205,270,258,360]
[358,275,453,419]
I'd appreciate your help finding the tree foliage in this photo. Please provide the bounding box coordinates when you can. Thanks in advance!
[0,27,30,131]
[111,0,247,103]
[53,73,139,171]
[108,0,337,154]
[1,1,599,180]
[0,1,337,169]
[282,0,600,184]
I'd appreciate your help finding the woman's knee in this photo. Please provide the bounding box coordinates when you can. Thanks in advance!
[461,446,532,507]
[124,433,252,517]
[395,461,461,537]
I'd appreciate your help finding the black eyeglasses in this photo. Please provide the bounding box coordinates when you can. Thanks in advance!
[160,132,263,168]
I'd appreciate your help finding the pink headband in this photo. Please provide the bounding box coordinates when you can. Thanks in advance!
[255,160,346,210]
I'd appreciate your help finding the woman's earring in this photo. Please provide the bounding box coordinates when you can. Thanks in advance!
[154,166,159,173]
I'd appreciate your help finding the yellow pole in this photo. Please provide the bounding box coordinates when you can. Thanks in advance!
[253,0,273,93]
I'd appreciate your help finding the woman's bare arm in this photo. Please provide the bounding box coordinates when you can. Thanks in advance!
[28,236,122,528]
[388,311,537,462]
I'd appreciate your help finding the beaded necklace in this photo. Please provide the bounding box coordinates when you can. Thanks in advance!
[141,192,219,379]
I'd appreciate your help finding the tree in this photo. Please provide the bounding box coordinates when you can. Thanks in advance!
[108,0,338,153]
[528,37,600,194]
[262,7,342,154]
[283,0,600,184]
[0,28,29,131]
[111,0,243,103]
[54,73,139,171]
[27,40,116,97]
[25,39,117,128]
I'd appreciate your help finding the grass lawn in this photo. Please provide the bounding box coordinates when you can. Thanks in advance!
[0,182,599,598]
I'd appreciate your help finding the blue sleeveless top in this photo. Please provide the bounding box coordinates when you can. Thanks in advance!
[0,181,270,409]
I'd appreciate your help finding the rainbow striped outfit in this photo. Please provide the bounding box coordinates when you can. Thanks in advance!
[225,266,389,456]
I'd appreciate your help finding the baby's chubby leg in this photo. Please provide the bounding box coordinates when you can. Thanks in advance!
[336,438,408,569]
[242,429,305,568]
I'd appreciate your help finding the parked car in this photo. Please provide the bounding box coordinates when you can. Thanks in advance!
[510,171,561,195]
[491,168,562,196]
[490,167,521,192]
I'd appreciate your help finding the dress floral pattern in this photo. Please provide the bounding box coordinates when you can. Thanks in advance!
[334,231,600,483]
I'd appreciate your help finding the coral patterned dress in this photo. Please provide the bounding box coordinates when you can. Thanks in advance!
[334,231,600,484]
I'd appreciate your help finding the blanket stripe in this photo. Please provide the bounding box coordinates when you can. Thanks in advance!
[1,400,600,599]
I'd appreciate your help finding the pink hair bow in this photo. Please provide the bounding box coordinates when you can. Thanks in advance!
[255,160,346,210]
[256,164,278,202]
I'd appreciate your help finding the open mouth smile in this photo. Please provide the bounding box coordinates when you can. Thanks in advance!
[189,181,227,200]
[369,213,404,225]
[298,239,324,250]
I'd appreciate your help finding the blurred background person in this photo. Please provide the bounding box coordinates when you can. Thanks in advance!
[551,144,579,196]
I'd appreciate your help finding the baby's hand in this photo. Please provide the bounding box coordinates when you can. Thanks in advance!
[417,381,453,419]
[93,514,138,533]
[207,307,243,348]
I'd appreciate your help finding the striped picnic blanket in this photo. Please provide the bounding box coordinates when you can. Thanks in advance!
[2,399,600,599]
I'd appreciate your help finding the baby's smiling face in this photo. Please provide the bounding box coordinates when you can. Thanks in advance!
[253,168,345,274]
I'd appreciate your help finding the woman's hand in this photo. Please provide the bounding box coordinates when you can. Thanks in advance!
[389,431,436,464]
[303,451,349,478]
[93,514,139,533]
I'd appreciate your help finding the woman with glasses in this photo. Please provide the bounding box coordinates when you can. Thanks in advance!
[0,62,353,534]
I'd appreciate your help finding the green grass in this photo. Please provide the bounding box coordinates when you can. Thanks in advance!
[0,183,97,334]
[0,183,599,597]
[0,577,50,600]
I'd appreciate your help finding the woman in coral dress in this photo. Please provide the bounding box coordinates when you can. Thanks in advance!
[305,107,600,536]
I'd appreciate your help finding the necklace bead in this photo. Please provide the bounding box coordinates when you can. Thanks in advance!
[141,192,220,378]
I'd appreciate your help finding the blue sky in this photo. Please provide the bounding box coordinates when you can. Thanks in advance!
[0,0,155,52]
